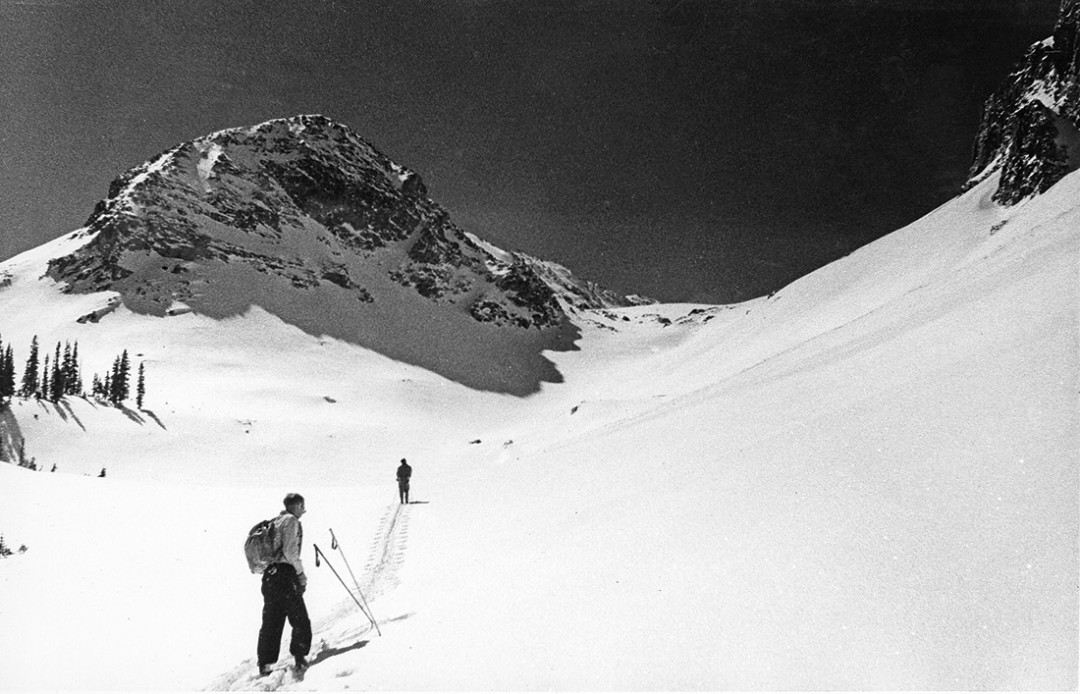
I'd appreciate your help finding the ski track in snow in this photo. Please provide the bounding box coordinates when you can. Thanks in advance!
[205,503,411,691]
[362,502,411,600]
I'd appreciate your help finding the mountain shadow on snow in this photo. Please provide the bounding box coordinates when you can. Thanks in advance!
[45,115,648,395]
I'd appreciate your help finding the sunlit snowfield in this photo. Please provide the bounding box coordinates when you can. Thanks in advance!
[0,171,1077,690]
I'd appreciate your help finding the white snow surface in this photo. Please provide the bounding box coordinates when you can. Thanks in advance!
[1024,78,1062,112]
[196,142,225,191]
[117,148,178,213]
[0,173,1077,690]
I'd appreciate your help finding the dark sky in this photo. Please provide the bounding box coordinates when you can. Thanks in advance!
[0,0,1061,303]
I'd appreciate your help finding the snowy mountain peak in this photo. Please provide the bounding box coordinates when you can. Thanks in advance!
[965,0,1080,204]
[39,115,649,394]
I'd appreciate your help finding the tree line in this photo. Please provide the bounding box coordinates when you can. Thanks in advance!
[0,334,146,408]
[0,533,28,558]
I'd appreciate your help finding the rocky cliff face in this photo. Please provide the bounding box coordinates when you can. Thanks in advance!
[45,115,650,394]
[966,0,1079,204]
[50,115,646,326]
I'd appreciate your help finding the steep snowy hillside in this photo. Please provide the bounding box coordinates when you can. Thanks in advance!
[38,115,647,395]
[1,166,1076,689]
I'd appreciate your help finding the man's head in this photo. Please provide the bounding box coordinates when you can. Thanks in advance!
[400,458,407,464]
[283,493,306,518]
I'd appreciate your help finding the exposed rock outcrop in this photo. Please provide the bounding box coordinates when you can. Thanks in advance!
[43,115,651,394]
[966,0,1080,204]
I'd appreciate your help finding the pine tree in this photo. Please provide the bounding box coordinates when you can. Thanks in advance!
[6,345,14,398]
[0,345,15,400]
[19,336,39,398]
[136,362,146,409]
[120,350,130,400]
[69,342,83,396]
[109,354,121,404]
[110,350,131,405]
[49,342,64,402]
[0,340,14,402]
[40,354,50,400]
[108,356,118,403]
[60,343,72,396]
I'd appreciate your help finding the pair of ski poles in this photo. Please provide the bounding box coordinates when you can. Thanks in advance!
[313,528,382,636]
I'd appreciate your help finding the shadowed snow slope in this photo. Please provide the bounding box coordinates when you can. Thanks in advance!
[0,172,1077,690]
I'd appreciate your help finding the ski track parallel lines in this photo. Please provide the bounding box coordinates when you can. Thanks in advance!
[362,502,410,600]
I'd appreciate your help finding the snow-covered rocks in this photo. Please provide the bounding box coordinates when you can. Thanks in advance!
[965,0,1080,204]
[40,115,649,394]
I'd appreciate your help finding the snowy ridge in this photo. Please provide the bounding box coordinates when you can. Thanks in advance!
[113,147,180,213]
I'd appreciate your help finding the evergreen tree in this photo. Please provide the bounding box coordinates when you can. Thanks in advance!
[6,345,14,398]
[40,354,50,400]
[136,362,146,409]
[108,356,118,403]
[50,342,64,402]
[110,350,130,404]
[0,345,15,400]
[0,339,13,402]
[69,342,83,396]
[109,355,120,404]
[19,336,39,398]
[120,350,130,399]
[59,343,71,396]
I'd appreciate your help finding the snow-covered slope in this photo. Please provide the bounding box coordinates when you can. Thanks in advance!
[0,163,1075,689]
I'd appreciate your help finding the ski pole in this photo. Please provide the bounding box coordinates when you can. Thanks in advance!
[330,528,382,636]
[313,543,376,629]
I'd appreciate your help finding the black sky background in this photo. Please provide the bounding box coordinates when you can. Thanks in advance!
[0,0,1061,303]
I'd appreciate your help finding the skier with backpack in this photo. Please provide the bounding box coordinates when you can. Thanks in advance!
[396,458,412,504]
[245,493,312,677]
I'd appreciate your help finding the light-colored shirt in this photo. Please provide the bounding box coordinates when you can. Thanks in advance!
[273,511,305,582]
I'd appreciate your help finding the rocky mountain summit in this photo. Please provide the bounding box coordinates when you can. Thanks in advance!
[44,115,650,394]
[966,0,1079,204]
[50,114,647,323]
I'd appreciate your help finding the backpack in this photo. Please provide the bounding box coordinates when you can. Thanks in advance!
[244,518,280,574]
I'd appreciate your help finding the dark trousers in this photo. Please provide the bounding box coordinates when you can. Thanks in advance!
[257,563,311,667]
[398,479,410,504]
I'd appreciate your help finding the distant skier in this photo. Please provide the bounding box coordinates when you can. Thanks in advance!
[396,458,412,504]
[256,493,312,677]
